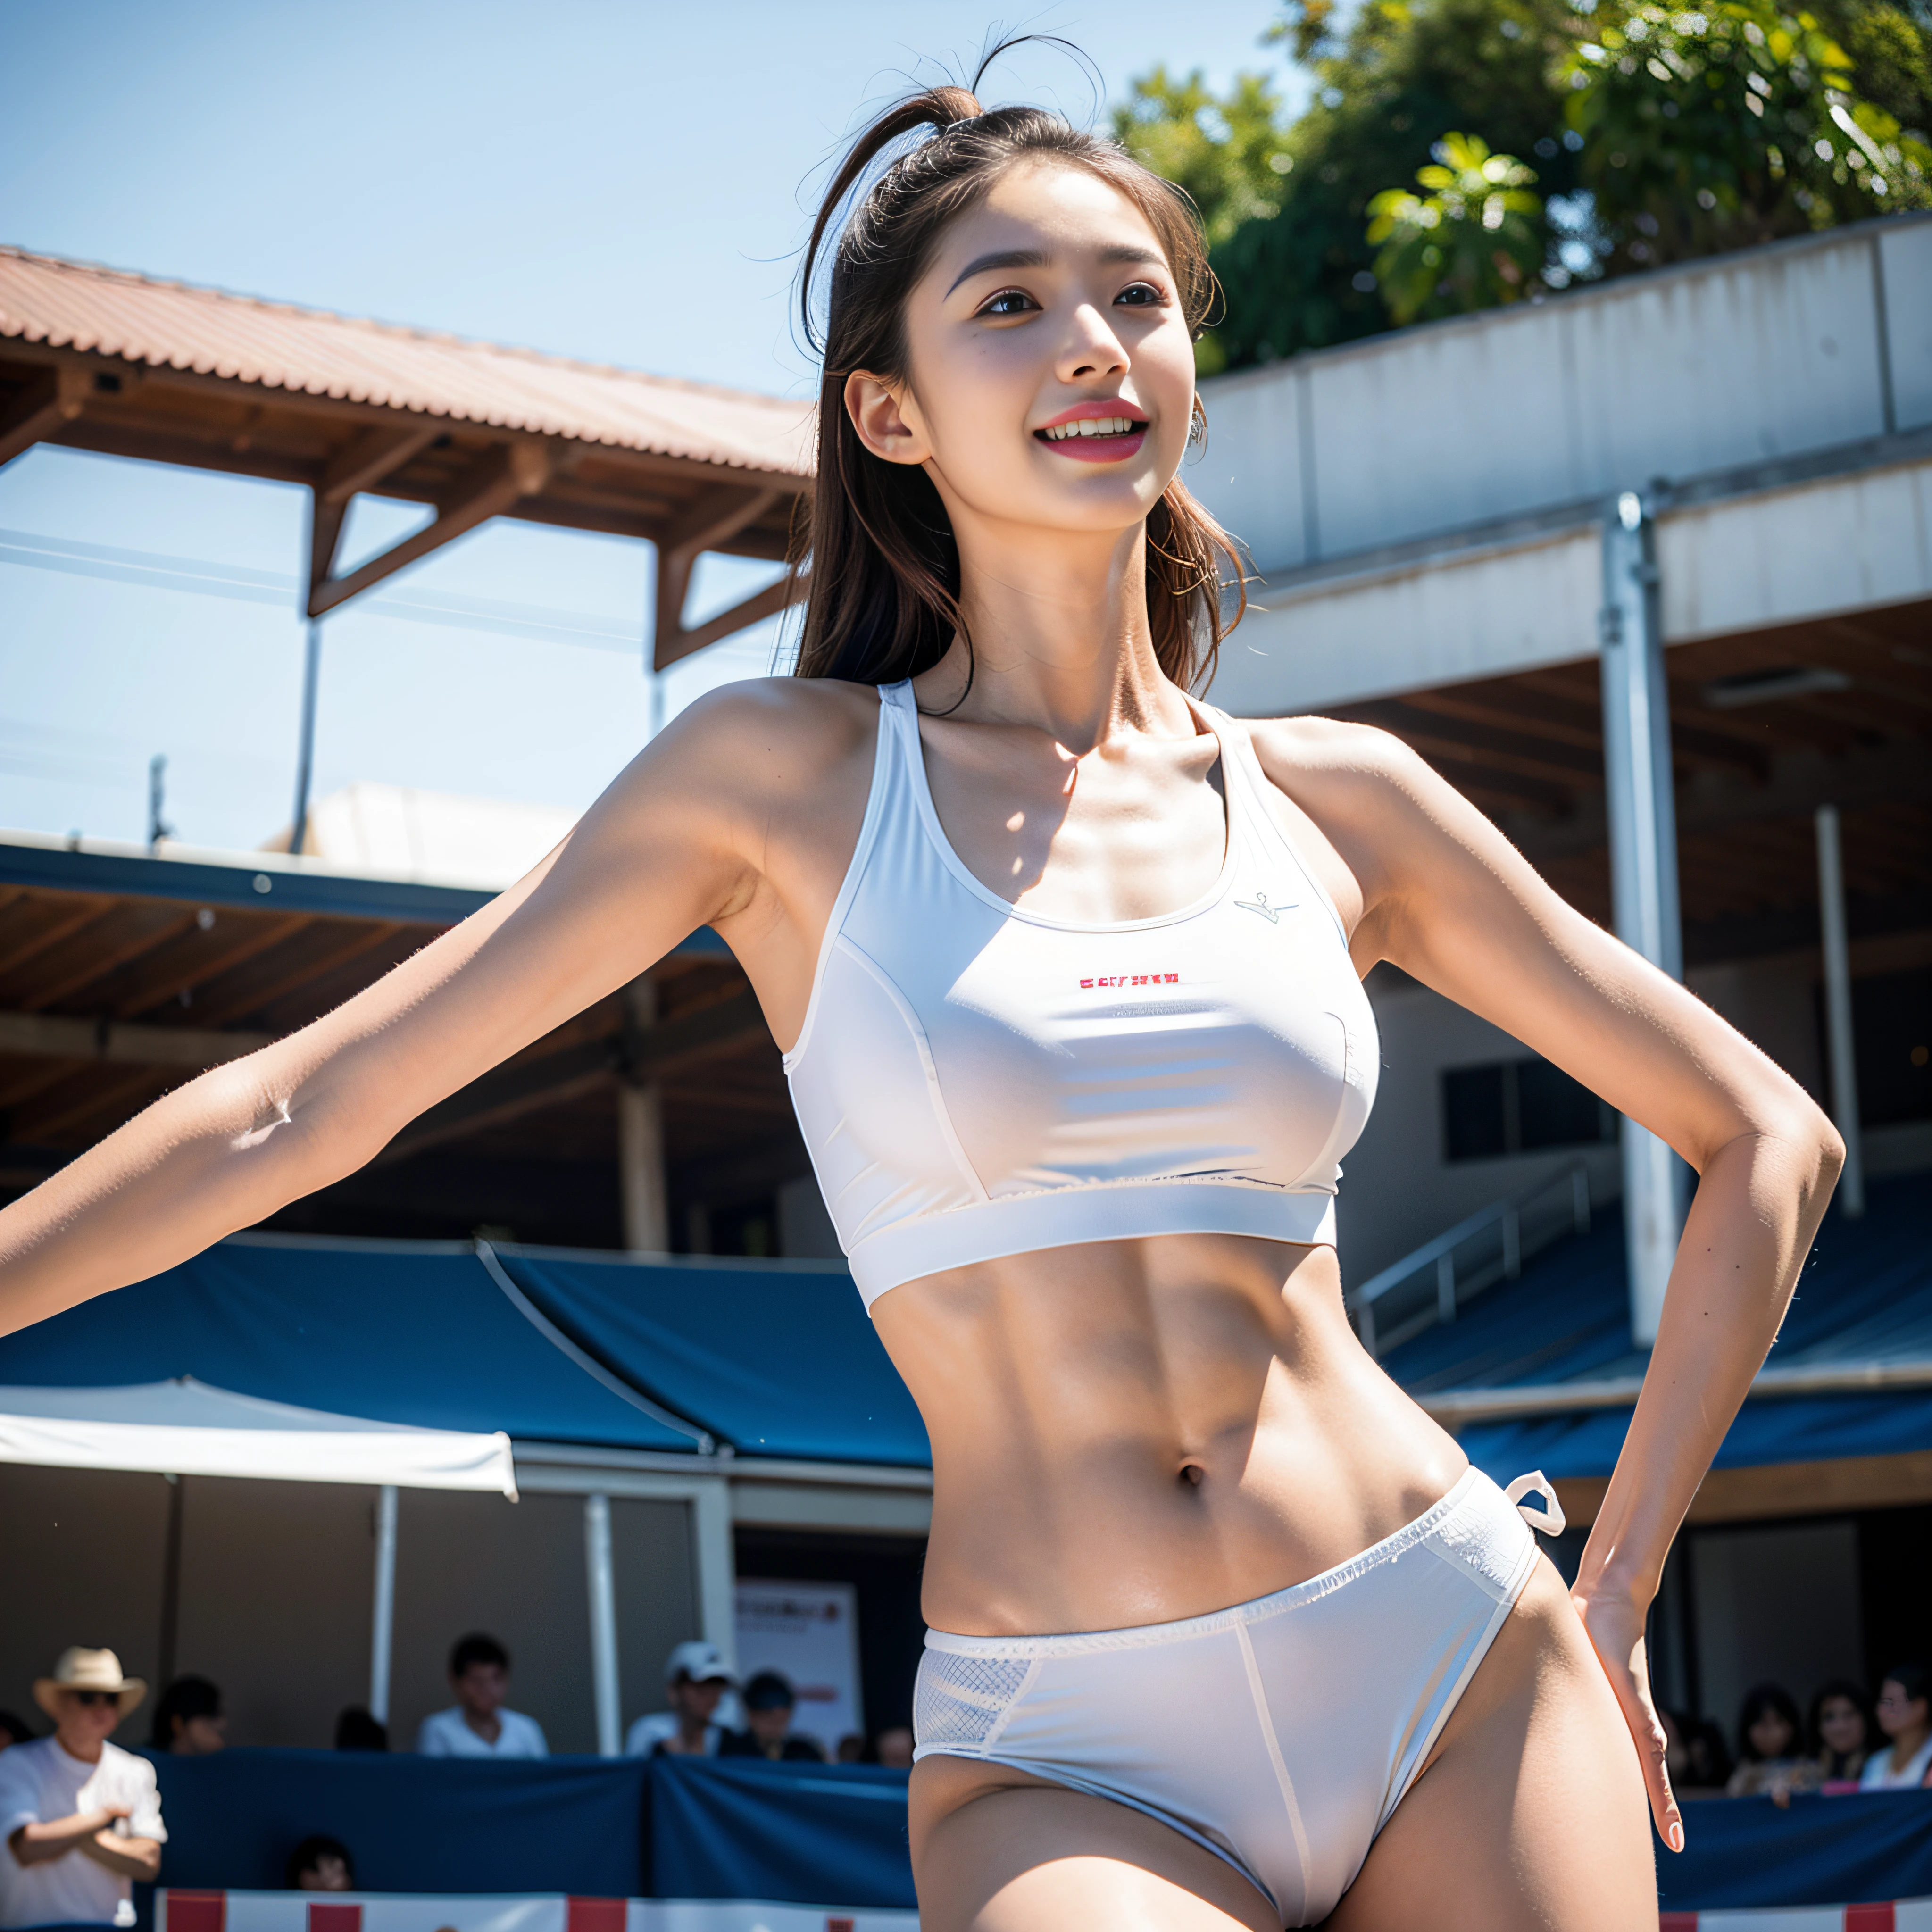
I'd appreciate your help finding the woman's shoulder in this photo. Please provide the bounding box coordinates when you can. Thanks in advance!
[639,677,884,829]
[1233,711,1436,808]
[669,676,882,776]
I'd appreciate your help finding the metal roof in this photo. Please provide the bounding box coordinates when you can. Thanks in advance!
[0,246,813,476]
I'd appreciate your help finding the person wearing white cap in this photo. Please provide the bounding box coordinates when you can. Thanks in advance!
[0,1648,165,1930]
[623,1641,736,1758]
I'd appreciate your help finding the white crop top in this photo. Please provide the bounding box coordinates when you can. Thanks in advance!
[784,682,1379,1309]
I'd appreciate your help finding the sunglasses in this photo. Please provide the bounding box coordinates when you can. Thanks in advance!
[70,1690,121,1708]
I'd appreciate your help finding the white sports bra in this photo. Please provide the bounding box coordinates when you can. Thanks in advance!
[785,681,1379,1309]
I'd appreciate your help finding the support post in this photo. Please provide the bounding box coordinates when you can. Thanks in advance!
[157,1474,184,1690]
[1600,489,1686,1347]
[584,1493,622,1757]
[1814,805,1865,1217]
[291,619,322,856]
[690,1478,737,1673]
[618,980,670,1252]
[369,1484,398,1725]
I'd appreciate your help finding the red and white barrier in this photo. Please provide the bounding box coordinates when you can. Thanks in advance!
[157,1894,919,1932]
[159,1888,1932,1932]
[1659,1905,1932,1930]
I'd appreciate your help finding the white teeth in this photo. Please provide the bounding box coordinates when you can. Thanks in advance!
[1043,416,1138,441]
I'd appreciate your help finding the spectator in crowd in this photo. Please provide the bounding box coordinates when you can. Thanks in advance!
[0,1648,164,1931]
[0,1717,32,1755]
[416,1634,547,1759]
[624,1642,735,1758]
[873,1725,915,1770]
[719,1672,824,1762]
[285,1835,355,1891]
[1726,1682,1822,1798]
[333,1708,387,1752]
[1684,1715,1733,1792]
[835,1734,866,1763]
[1809,1679,1876,1791]
[1861,1663,1932,1790]
[149,1677,225,1755]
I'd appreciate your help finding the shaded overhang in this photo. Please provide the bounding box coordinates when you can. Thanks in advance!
[0,245,816,666]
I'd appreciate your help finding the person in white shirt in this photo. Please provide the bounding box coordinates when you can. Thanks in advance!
[0,1648,165,1930]
[415,1633,547,1759]
[623,1641,735,1758]
[1860,1664,1932,1791]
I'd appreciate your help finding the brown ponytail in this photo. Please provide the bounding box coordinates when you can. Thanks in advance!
[788,56,1244,696]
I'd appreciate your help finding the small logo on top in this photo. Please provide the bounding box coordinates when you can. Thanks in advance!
[1234,891,1292,924]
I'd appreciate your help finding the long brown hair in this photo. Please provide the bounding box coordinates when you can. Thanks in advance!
[789,61,1245,696]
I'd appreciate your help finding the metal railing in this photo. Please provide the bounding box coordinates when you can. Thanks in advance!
[1349,1164,1592,1359]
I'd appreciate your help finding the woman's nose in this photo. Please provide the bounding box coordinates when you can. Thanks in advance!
[1059,304,1129,382]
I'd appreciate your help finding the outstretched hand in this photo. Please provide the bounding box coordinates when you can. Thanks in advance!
[1574,1585,1684,1853]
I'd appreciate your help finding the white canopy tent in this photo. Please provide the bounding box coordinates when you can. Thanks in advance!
[0,1377,517,1494]
[0,1377,517,1727]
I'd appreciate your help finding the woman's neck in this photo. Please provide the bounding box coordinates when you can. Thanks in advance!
[1891,1721,1929,1765]
[922,516,1194,751]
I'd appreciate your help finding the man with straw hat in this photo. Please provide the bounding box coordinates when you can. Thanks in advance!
[0,1649,164,1929]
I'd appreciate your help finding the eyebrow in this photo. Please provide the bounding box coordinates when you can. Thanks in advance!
[946,243,1168,298]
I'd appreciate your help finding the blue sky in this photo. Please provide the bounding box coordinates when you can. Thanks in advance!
[1,1,1303,853]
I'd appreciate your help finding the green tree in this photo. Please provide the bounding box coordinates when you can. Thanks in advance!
[1116,0,1931,367]
[1563,0,1932,269]
[1208,0,1587,364]
[1110,66,1295,247]
[1366,133,1547,320]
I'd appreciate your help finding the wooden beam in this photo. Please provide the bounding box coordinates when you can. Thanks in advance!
[378,1037,620,1164]
[652,486,797,670]
[0,366,89,470]
[317,423,441,506]
[656,573,804,671]
[0,1011,273,1068]
[308,440,552,619]
[377,986,770,1164]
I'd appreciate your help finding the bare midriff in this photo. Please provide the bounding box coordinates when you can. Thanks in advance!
[870,1231,1468,1639]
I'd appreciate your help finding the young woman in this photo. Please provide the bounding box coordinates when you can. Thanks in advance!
[0,76,1842,1932]
[1862,1665,1932,1790]
[1725,1682,1819,1799]
[1809,1678,1876,1791]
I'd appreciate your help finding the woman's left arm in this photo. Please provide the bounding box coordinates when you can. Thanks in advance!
[1249,718,1844,1852]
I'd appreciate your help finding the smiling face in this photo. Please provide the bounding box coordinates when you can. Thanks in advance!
[844,158,1197,550]
[1817,1694,1866,1757]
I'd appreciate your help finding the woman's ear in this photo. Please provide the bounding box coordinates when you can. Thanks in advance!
[844,371,930,466]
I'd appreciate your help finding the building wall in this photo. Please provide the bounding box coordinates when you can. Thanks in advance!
[0,1465,170,1738]
[1690,1518,1865,1745]
[1195,215,1927,580]
[0,1466,699,1753]
[1337,933,1924,1282]
[1338,971,1622,1287]
[172,1475,376,1749]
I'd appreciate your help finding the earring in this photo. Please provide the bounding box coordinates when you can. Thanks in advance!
[1188,404,1208,450]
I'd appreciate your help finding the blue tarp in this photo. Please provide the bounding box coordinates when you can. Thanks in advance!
[1381,1173,1932,1479]
[649,1758,914,1906]
[498,1249,930,1467]
[1659,1791,1932,1910]
[147,1750,650,1895]
[131,1752,1932,1912]
[0,1239,693,1452]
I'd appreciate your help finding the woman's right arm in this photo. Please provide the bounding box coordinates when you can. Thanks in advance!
[0,682,841,1338]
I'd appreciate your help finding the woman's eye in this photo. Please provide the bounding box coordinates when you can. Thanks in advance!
[978,289,1037,317]
[1116,281,1165,307]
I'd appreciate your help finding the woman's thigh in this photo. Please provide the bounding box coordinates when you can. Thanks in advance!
[1325,1559,1657,1932]
[908,1757,1281,1932]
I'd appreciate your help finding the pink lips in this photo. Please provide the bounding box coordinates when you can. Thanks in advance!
[1034,401,1149,464]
